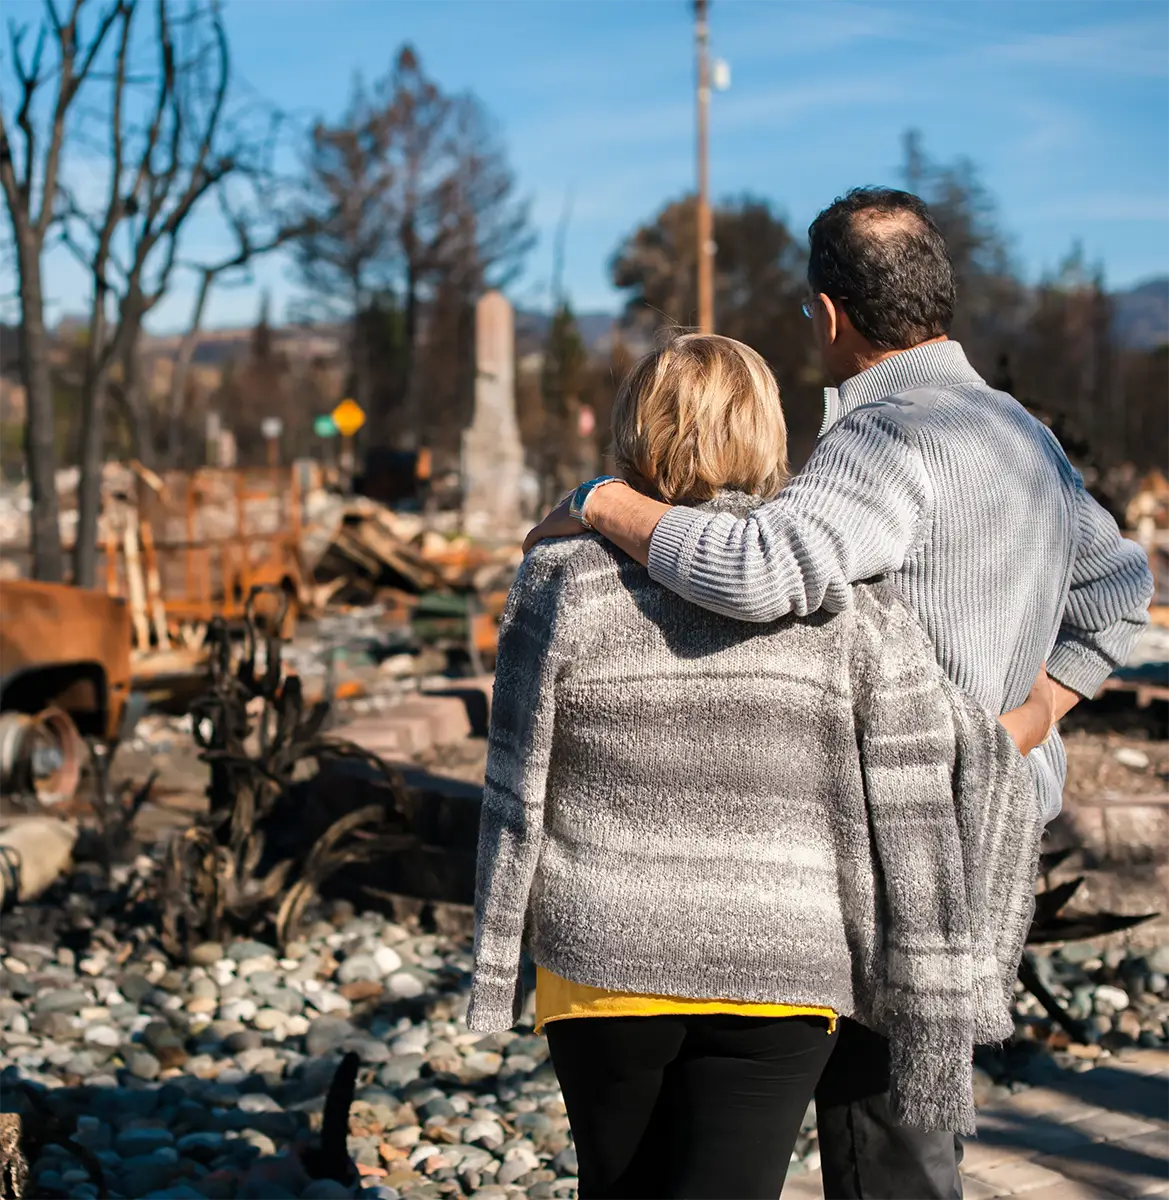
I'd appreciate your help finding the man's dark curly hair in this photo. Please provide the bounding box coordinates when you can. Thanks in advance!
[808,187,956,351]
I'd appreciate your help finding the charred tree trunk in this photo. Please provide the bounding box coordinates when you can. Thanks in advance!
[120,327,154,469]
[350,275,369,415]
[14,238,65,582]
[73,350,114,590]
[167,270,214,467]
[73,242,120,589]
[402,226,419,451]
[0,2,125,583]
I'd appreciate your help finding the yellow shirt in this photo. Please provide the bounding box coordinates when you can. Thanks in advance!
[535,967,837,1034]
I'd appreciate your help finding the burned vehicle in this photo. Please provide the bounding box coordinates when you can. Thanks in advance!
[0,580,134,805]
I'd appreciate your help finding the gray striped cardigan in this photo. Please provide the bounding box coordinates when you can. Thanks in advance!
[469,499,1042,1133]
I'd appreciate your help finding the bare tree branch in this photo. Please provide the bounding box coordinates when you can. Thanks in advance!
[39,0,122,238]
[12,24,49,175]
[161,149,312,463]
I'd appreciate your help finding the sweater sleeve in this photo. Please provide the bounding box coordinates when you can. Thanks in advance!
[466,549,575,1033]
[1046,482,1153,698]
[647,409,931,622]
[849,591,978,1134]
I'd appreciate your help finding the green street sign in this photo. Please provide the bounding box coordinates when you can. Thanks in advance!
[313,415,338,438]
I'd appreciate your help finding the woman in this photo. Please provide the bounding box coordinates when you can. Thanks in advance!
[468,335,1046,1199]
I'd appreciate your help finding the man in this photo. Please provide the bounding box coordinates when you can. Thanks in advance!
[524,187,1154,1199]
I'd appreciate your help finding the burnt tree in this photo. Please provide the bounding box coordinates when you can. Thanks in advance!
[58,0,288,586]
[290,46,532,453]
[0,0,123,581]
[164,182,309,467]
[289,74,396,428]
[612,195,819,466]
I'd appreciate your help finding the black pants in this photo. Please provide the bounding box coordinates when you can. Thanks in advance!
[546,1013,837,1199]
[815,1018,963,1199]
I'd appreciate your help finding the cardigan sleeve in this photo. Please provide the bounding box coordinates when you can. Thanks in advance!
[941,676,1043,1045]
[849,590,978,1134]
[466,547,577,1032]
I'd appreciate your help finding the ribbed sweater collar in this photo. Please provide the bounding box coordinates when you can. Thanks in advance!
[690,490,762,518]
[819,339,983,437]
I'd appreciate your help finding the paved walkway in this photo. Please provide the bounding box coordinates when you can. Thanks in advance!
[784,1048,1169,1199]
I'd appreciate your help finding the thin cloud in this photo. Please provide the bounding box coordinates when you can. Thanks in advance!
[714,0,974,61]
[712,76,908,135]
[990,16,1168,78]
[516,97,690,159]
[1007,98,1087,162]
[1030,194,1169,223]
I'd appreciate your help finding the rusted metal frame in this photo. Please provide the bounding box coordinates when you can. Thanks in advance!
[1096,676,1169,708]
[185,473,196,605]
[235,469,250,603]
[104,525,120,598]
[290,463,302,543]
[93,466,303,633]
[158,585,411,959]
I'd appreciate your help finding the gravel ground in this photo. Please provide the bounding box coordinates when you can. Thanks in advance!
[2,683,1164,1200]
[2,851,1166,1200]
[1003,943,1169,1060]
[1,873,584,1200]
[1061,725,1168,807]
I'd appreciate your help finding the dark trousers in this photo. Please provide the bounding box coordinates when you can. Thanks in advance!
[815,1017,964,1199]
[546,1013,837,1199]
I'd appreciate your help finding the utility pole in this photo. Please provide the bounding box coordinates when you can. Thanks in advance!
[694,0,714,334]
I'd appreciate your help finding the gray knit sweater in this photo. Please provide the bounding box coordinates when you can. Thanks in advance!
[469,508,1042,1134]
[648,341,1153,823]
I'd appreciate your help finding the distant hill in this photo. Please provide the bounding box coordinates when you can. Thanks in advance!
[514,309,618,359]
[127,322,346,370]
[1112,277,1169,350]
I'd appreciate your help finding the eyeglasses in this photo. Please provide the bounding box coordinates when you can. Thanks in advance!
[802,296,848,319]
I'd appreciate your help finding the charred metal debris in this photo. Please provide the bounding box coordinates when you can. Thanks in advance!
[158,587,415,961]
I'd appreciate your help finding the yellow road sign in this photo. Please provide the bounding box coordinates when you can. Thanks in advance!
[331,398,366,438]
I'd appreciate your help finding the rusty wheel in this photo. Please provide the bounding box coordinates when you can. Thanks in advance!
[0,706,85,807]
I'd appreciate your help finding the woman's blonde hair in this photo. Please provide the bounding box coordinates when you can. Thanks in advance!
[611,333,789,504]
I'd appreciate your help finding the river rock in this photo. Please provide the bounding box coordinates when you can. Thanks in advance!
[301,1181,355,1199]
[1095,985,1131,1013]
[127,1050,162,1080]
[116,1127,177,1157]
[387,973,425,1000]
[306,1016,354,1058]
[143,1020,189,1068]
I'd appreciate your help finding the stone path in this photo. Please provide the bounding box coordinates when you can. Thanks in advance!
[784,1048,1169,1199]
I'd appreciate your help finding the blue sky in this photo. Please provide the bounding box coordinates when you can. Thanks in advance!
[10,0,1169,331]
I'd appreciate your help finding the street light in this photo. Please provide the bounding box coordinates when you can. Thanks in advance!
[695,0,713,334]
[694,3,730,334]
